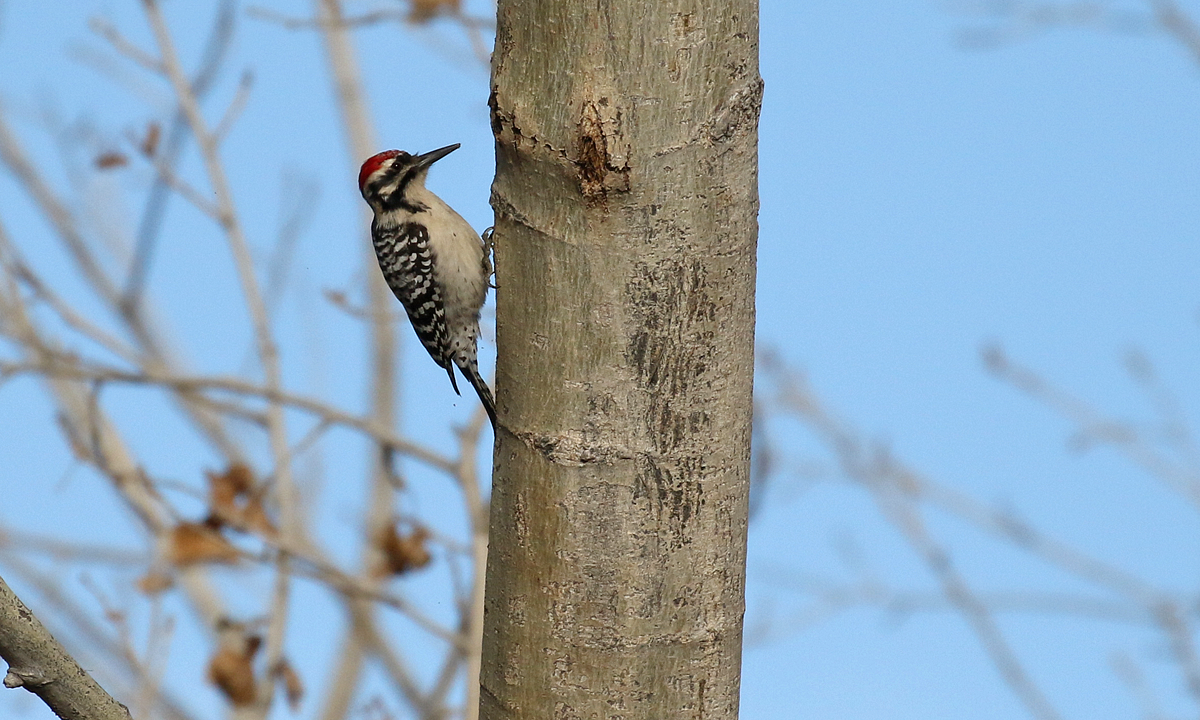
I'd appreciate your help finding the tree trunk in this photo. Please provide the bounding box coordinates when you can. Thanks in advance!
[481,0,761,716]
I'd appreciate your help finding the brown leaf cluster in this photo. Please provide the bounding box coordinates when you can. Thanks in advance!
[144,464,278,590]
[376,524,432,576]
[206,620,304,711]
[207,620,261,707]
[94,151,128,170]
[206,463,277,538]
[166,520,241,566]
[409,0,459,22]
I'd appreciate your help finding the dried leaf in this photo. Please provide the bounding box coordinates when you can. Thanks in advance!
[95,151,128,169]
[206,471,239,521]
[141,122,161,157]
[240,496,277,539]
[207,621,258,707]
[167,522,240,566]
[276,659,304,711]
[208,463,254,506]
[206,464,275,536]
[224,463,255,493]
[409,0,459,22]
[136,570,174,595]
[378,525,431,576]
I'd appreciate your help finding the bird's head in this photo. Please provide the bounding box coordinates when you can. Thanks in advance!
[358,143,460,211]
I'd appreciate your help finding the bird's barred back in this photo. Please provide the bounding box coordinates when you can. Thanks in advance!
[372,221,453,368]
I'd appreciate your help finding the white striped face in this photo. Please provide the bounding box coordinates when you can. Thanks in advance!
[359,144,460,213]
[359,150,408,208]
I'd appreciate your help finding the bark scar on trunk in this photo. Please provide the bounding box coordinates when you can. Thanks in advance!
[489,85,634,207]
[512,429,635,466]
[652,76,765,158]
[576,96,630,204]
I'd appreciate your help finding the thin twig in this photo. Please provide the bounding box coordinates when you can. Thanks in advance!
[0,530,145,567]
[1152,0,1200,66]
[762,355,1065,720]
[1111,652,1172,720]
[311,2,409,717]
[984,345,1200,514]
[1152,600,1200,707]
[89,17,164,74]
[122,0,236,313]
[142,4,300,714]
[0,107,121,307]
[250,6,409,29]
[281,551,464,649]
[0,234,139,364]
[766,353,1162,605]
[755,567,1157,626]
[214,71,254,144]
[139,150,223,218]
[875,487,1066,720]
[0,357,454,473]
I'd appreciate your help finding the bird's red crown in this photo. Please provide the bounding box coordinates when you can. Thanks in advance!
[358,150,402,192]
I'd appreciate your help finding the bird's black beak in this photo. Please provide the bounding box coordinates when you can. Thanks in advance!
[414,143,460,170]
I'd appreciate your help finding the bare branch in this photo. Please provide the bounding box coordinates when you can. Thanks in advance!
[0,226,229,631]
[0,531,144,567]
[214,71,254,145]
[0,554,198,720]
[756,568,1156,627]
[893,507,1060,720]
[0,571,133,720]
[946,0,1200,69]
[121,0,237,313]
[281,552,464,649]
[141,4,303,710]
[762,355,1065,720]
[88,17,163,74]
[137,150,223,218]
[1153,601,1200,707]
[310,3,407,717]
[0,357,455,474]
[761,349,1200,719]
[1151,0,1200,65]
[1111,652,1173,720]
[984,344,1200,511]
[1,97,247,464]
[249,6,411,30]
[763,352,1162,604]
[0,232,139,364]
[947,1,1153,48]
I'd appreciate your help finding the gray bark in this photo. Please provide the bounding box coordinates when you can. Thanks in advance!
[0,573,132,720]
[480,0,761,716]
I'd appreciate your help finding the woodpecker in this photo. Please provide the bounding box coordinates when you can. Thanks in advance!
[358,143,496,430]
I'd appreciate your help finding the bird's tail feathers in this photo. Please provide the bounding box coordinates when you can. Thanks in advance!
[459,361,497,431]
[445,364,461,395]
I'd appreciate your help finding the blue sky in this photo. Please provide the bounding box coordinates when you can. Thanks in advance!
[1,1,1199,719]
